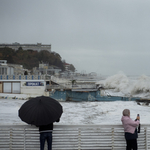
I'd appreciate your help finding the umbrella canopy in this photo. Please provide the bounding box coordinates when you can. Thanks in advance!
[18,96,63,126]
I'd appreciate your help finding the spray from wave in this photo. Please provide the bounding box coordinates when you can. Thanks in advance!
[98,72,150,98]
[131,75,150,95]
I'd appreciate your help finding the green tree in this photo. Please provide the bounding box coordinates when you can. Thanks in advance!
[68,64,75,72]
[0,48,67,71]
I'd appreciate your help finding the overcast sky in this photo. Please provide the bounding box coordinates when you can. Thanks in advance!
[0,0,150,76]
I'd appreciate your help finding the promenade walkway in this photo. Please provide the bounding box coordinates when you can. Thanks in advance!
[0,124,149,150]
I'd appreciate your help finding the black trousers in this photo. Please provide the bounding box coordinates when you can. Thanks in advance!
[126,139,137,150]
[40,132,52,150]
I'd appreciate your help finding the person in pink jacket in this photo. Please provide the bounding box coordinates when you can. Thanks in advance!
[121,109,140,150]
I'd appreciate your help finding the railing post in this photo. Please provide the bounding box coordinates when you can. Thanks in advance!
[38,75,40,80]
[9,128,12,150]
[145,127,148,150]
[23,127,26,150]
[78,128,81,150]
[112,127,114,150]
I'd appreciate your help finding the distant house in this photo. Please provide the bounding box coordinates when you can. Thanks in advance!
[64,63,71,71]
[0,60,27,75]
[33,62,62,76]
[0,60,14,75]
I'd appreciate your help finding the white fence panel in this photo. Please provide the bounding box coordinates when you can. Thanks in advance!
[0,125,149,150]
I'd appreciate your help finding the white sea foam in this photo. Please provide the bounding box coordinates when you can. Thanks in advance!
[0,99,150,125]
[97,72,150,98]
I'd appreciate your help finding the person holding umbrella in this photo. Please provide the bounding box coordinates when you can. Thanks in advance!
[18,96,63,150]
[121,109,140,150]
[39,119,60,150]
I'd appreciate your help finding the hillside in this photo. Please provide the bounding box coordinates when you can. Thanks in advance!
[0,47,74,71]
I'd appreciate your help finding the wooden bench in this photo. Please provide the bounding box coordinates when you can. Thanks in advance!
[0,124,149,150]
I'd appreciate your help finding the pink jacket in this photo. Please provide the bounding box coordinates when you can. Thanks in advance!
[121,116,140,134]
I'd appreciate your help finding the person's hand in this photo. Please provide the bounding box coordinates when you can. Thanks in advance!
[136,116,140,120]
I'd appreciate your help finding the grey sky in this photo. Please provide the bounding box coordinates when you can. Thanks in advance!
[0,0,150,76]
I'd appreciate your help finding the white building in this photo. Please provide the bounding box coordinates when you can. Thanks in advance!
[0,42,51,52]
[0,60,14,75]
[0,60,26,75]
[33,63,62,75]
[0,75,50,97]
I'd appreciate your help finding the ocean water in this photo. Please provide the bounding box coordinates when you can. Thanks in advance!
[0,99,150,125]
[0,72,150,125]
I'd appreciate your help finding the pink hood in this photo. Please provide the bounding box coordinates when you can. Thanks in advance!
[121,116,140,134]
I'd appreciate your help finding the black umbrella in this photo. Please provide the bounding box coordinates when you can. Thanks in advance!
[18,96,63,126]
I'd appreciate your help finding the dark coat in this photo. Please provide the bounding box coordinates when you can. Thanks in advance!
[125,128,138,140]
[39,123,53,132]
[39,119,60,132]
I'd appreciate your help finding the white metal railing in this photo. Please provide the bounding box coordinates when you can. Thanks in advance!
[51,76,71,83]
[46,85,65,89]
[0,124,149,150]
[0,75,50,80]
[50,76,97,89]
[47,84,97,90]
[72,84,97,89]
